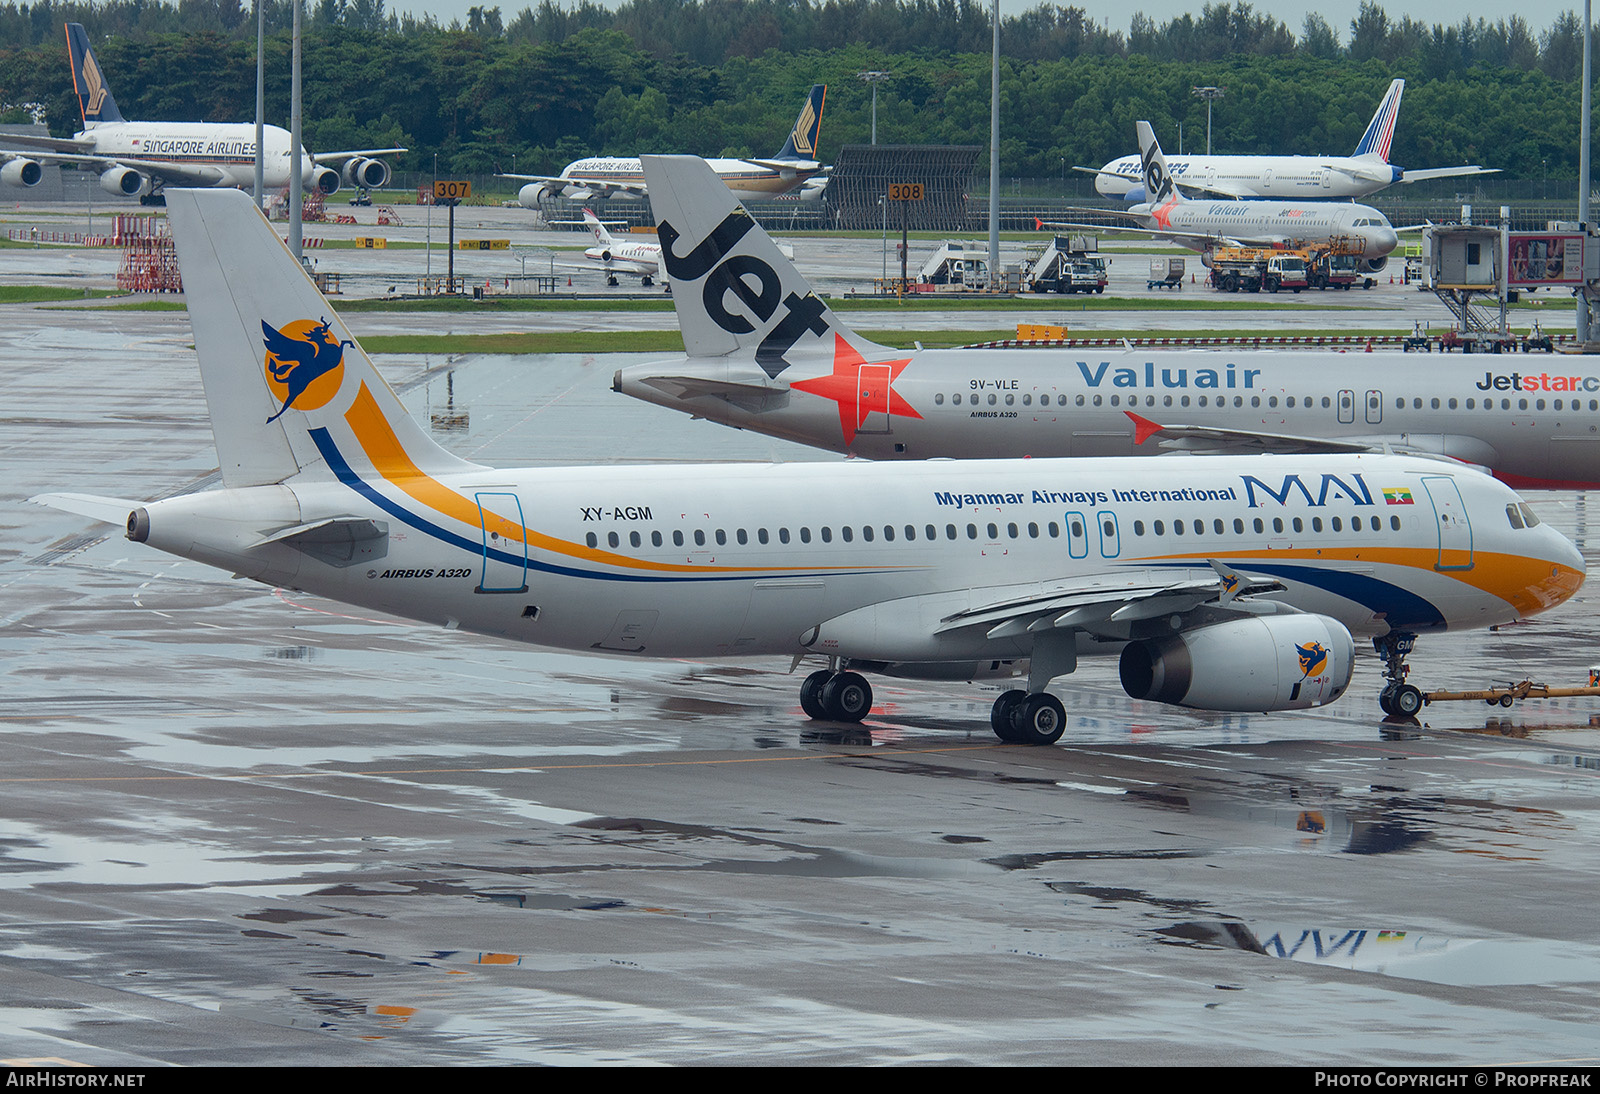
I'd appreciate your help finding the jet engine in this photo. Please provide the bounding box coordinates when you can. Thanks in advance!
[100,166,144,196]
[1119,614,1354,712]
[518,182,551,207]
[1361,256,1388,275]
[1,158,43,187]
[313,166,341,195]
[341,157,390,190]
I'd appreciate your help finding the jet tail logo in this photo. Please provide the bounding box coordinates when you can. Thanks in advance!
[81,51,107,116]
[262,318,352,423]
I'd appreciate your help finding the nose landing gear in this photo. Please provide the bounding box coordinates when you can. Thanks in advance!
[1375,632,1424,716]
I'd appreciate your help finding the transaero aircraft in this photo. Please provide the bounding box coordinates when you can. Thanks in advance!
[1088,80,1495,202]
[499,85,827,206]
[31,184,1584,742]
[613,166,1590,489]
[0,24,402,204]
[1057,121,1400,271]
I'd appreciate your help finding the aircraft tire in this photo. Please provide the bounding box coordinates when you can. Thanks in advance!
[800,669,832,720]
[1011,693,1066,746]
[1378,685,1396,715]
[991,690,1027,742]
[821,671,872,723]
[1393,685,1424,717]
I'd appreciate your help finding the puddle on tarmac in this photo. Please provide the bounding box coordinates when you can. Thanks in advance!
[1160,921,1600,988]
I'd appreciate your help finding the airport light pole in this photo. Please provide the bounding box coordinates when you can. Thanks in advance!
[1580,0,1592,344]
[253,0,264,209]
[858,71,890,145]
[1193,86,1224,156]
[289,1,302,262]
[989,0,1000,292]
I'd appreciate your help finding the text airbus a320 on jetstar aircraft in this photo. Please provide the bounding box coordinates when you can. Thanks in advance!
[1086,79,1495,201]
[1054,121,1400,272]
[0,23,402,205]
[498,85,828,206]
[30,173,1583,743]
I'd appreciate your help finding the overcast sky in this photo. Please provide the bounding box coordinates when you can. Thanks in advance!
[394,1,1590,42]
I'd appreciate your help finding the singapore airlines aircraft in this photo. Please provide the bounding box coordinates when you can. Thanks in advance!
[1089,80,1495,201]
[1057,122,1400,272]
[614,164,1600,487]
[30,183,1583,741]
[499,85,827,206]
[0,24,402,204]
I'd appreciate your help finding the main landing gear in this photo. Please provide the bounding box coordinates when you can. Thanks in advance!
[799,667,873,723]
[1375,631,1424,717]
[990,690,1067,746]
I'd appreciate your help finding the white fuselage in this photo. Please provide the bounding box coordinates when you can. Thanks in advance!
[80,120,314,188]
[133,452,1581,667]
[1130,192,1399,259]
[1098,153,1399,201]
[617,348,1600,488]
[556,156,819,202]
[585,236,661,276]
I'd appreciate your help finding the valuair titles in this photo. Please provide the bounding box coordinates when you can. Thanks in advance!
[1077,362,1262,390]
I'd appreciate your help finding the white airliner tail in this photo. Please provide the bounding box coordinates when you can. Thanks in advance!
[1136,121,1186,205]
[165,188,480,488]
[582,208,616,248]
[1354,78,1404,161]
[640,154,882,374]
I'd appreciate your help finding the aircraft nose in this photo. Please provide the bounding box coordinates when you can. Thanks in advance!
[1374,227,1398,255]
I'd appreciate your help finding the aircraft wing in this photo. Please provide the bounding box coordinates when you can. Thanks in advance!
[2,149,230,186]
[498,172,648,201]
[740,158,823,172]
[1124,412,1384,456]
[931,568,1287,642]
[0,133,92,154]
[1074,164,1138,183]
[311,147,406,163]
[1402,165,1499,183]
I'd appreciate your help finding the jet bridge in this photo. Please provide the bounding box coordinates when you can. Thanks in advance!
[1422,206,1600,352]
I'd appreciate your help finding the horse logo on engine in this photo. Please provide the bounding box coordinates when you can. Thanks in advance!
[1296,641,1330,679]
[262,317,353,423]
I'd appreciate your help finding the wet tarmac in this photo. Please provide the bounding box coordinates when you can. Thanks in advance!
[3,235,1600,1065]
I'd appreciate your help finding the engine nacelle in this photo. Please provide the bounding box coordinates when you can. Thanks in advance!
[518,182,551,208]
[341,157,390,189]
[1119,614,1354,712]
[1,158,43,187]
[100,166,144,196]
[313,166,341,195]
[1361,256,1388,275]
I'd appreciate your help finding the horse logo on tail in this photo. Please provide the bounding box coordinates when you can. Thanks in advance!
[261,317,353,423]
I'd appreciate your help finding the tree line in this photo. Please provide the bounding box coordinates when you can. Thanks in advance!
[0,1,1594,182]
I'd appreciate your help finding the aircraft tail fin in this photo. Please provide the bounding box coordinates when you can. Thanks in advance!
[641,154,883,375]
[65,22,123,126]
[164,188,481,489]
[582,208,615,248]
[1136,121,1184,205]
[774,85,826,161]
[1354,78,1404,161]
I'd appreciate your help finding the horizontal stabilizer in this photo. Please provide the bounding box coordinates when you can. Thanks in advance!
[30,491,138,526]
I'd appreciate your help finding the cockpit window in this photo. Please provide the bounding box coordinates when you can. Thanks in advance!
[1506,503,1525,530]
[1518,502,1541,528]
